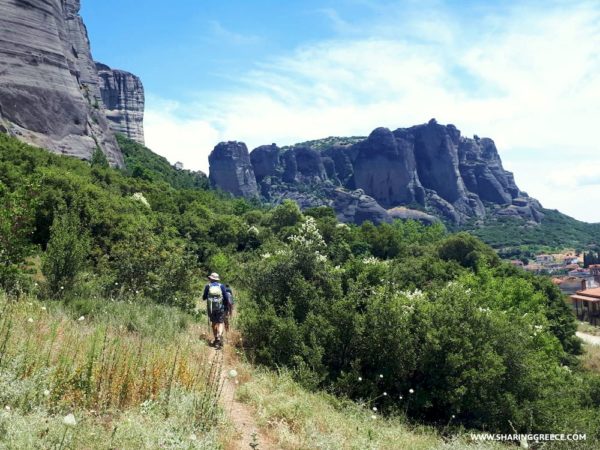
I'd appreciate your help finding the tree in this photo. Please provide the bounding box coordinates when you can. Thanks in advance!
[0,181,38,293]
[42,209,90,298]
[90,147,109,168]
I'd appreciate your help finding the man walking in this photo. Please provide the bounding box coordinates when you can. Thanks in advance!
[203,272,228,349]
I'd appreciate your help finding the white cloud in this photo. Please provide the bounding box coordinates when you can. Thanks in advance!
[144,0,600,222]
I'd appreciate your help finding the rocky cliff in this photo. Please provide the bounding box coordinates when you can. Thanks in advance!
[0,0,123,166]
[208,142,259,198]
[96,62,145,144]
[209,120,543,226]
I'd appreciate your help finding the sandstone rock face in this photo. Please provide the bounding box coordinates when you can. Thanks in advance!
[388,207,439,225]
[0,0,123,166]
[96,62,145,144]
[209,121,543,225]
[352,127,425,208]
[209,142,259,198]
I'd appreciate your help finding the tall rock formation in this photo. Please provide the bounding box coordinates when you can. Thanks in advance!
[208,120,544,226]
[0,0,123,166]
[208,142,259,198]
[96,62,145,144]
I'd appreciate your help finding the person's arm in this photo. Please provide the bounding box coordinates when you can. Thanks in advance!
[202,284,209,300]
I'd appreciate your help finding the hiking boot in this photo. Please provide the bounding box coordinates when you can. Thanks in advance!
[215,338,223,350]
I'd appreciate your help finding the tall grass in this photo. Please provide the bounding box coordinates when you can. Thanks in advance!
[0,293,225,449]
[234,365,506,450]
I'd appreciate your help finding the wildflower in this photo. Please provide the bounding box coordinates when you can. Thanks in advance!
[4,406,10,411]
[383,392,387,396]
[27,318,34,323]
[358,377,362,381]
[379,374,383,379]
[371,415,377,420]
[372,407,377,412]
[399,396,403,400]
[451,414,456,419]
[43,389,51,396]
[63,413,77,427]
[78,316,85,322]
[409,388,414,394]
[131,192,150,207]
[115,282,119,286]
[228,369,238,379]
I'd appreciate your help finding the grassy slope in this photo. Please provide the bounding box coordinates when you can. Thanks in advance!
[0,294,226,449]
[234,366,505,450]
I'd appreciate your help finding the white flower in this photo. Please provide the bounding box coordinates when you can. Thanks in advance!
[63,413,77,427]
[228,369,238,379]
[371,415,377,420]
[358,377,362,381]
[131,192,150,207]
[451,414,456,419]
[41,306,47,311]
[4,406,10,411]
[399,396,403,400]
[78,316,85,322]
[27,318,34,323]
[379,374,383,379]
[372,407,377,412]
[261,252,272,259]
[60,286,64,290]
[383,392,387,396]
[43,389,51,396]
[409,389,414,394]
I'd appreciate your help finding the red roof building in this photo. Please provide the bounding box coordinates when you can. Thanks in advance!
[571,285,600,325]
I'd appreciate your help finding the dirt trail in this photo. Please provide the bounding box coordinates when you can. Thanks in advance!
[204,329,275,450]
[577,331,600,346]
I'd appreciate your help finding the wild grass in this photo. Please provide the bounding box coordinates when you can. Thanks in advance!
[580,343,600,374]
[0,293,225,449]
[234,365,505,450]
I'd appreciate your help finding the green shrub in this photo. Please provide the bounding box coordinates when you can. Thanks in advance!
[42,209,90,298]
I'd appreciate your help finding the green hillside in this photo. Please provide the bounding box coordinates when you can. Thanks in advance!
[2,133,600,448]
[465,209,600,252]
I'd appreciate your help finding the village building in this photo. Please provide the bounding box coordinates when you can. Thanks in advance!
[568,268,590,278]
[571,282,600,326]
[535,254,554,264]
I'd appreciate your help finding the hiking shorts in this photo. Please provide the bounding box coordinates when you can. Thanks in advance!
[208,307,225,324]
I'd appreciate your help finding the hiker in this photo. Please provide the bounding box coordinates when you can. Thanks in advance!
[203,272,228,349]
[224,284,235,332]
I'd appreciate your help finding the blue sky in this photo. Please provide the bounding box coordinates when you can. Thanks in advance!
[82,0,600,222]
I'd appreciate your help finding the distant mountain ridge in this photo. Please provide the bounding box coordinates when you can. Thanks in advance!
[209,119,544,226]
